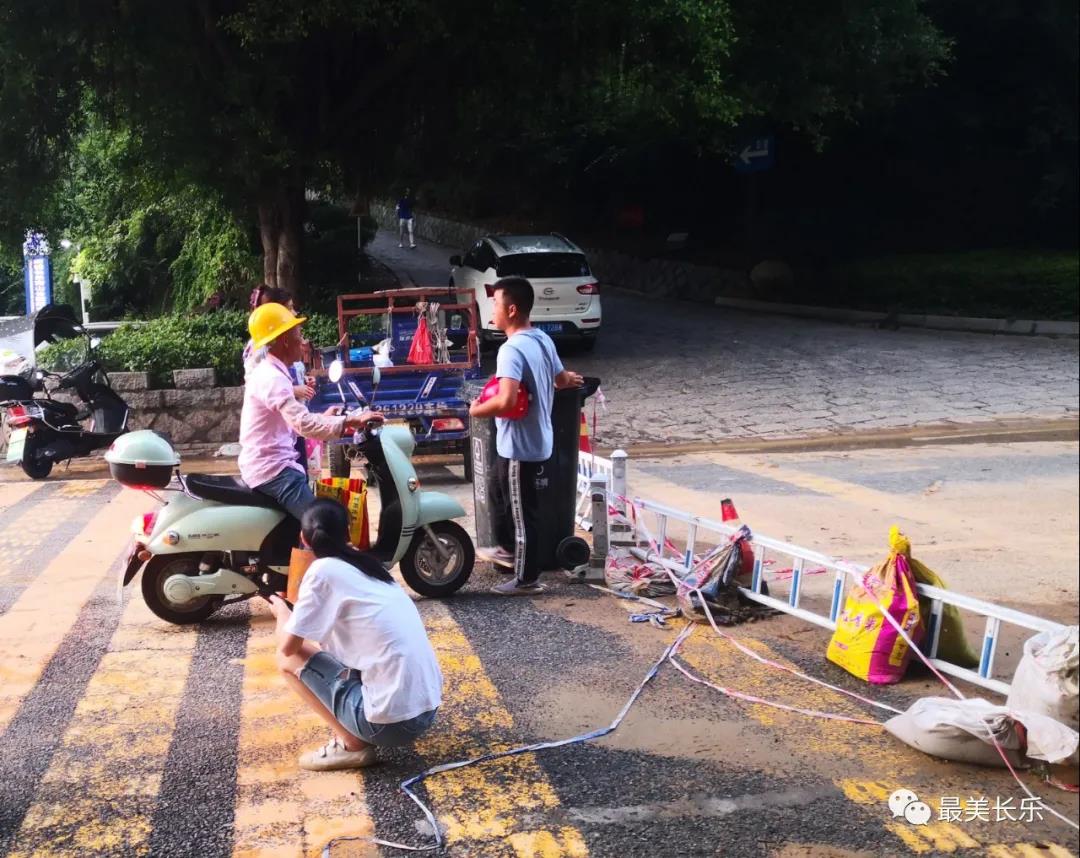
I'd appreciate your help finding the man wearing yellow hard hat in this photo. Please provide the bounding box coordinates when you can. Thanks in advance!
[239,302,382,519]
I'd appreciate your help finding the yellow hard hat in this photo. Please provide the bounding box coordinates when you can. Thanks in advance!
[248,302,306,349]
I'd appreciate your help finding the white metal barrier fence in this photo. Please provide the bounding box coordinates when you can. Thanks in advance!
[576,449,626,531]
[618,496,1065,696]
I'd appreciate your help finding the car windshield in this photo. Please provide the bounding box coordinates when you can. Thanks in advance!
[495,252,590,279]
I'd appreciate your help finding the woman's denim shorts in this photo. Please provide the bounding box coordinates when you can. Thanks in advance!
[299,650,437,747]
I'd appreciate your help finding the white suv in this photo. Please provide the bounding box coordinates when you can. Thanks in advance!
[449,234,600,350]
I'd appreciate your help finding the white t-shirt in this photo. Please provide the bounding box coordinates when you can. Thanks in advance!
[285,557,443,723]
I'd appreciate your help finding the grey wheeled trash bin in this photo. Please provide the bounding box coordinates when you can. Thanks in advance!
[471,377,600,571]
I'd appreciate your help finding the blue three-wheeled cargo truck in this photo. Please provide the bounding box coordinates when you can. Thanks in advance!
[311,287,483,481]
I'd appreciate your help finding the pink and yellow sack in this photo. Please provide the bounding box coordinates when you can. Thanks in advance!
[314,477,370,549]
[826,527,925,684]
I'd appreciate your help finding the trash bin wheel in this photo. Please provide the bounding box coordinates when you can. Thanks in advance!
[400,521,475,598]
[328,443,350,478]
[556,535,590,570]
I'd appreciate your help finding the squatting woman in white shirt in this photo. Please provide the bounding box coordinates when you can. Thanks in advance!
[269,499,442,771]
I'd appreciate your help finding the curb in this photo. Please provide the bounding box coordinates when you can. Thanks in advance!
[608,417,1079,458]
[713,296,1079,338]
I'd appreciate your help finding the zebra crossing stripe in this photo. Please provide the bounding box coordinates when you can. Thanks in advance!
[0,487,146,737]
[7,590,200,857]
[411,603,589,855]
[232,607,375,857]
[0,481,46,520]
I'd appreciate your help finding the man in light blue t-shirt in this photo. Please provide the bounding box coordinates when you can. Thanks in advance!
[469,277,583,595]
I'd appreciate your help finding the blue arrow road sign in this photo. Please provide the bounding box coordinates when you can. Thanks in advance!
[734,135,775,173]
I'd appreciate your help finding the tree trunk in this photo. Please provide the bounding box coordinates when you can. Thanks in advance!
[257,193,280,288]
[256,171,306,298]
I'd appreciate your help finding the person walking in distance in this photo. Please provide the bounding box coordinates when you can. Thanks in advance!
[396,188,416,249]
[469,277,583,595]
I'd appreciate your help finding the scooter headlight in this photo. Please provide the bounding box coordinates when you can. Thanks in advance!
[407,476,419,492]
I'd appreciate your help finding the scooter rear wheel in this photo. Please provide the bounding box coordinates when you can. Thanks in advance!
[20,436,53,480]
[141,554,224,625]
[399,520,475,598]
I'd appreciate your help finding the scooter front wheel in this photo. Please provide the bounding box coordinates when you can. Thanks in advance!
[399,521,475,598]
[141,554,223,625]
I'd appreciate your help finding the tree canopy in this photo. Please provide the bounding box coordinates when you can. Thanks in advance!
[1,0,951,308]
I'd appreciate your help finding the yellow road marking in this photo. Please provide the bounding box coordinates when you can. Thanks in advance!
[0,487,146,735]
[232,605,375,858]
[676,632,910,770]
[0,480,109,584]
[507,828,589,858]
[0,480,45,516]
[839,779,979,854]
[416,603,588,856]
[678,637,989,853]
[688,452,1000,540]
[8,582,200,857]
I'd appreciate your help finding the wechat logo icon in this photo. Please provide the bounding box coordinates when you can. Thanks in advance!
[889,788,932,826]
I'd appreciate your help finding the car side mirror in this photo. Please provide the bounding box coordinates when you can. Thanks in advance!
[449,255,462,267]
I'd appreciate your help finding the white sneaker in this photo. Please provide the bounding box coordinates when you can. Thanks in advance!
[477,546,515,569]
[299,738,378,771]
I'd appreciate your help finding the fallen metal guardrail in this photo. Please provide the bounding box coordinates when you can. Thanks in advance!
[591,476,1064,696]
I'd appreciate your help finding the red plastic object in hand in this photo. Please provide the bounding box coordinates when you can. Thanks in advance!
[478,376,529,420]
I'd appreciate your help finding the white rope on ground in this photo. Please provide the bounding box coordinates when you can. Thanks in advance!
[624,501,904,715]
[320,624,697,855]
[616,492,1078,831]
[319,486,1076,855]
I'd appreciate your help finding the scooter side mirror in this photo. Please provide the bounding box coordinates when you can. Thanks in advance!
[327,360,344,383]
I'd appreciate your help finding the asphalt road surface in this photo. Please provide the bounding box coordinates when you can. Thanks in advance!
[367,232,1079,452]
[1,439,1077,857]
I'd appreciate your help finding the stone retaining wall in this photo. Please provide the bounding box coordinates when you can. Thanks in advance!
[372,201,748,304]
[98,371,243,446]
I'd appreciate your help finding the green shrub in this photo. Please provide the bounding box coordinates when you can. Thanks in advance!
[302,313,341,348]
[832,251,1079,319]
[37,310,341,386]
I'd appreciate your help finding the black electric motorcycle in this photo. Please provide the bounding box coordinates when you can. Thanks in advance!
[0,305,129,479]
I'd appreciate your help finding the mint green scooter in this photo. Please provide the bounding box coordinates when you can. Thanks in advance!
[106,365,474,625]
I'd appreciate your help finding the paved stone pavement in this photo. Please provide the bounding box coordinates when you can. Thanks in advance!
[368,232,1080,449]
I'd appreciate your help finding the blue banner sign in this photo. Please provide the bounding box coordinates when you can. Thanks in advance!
[22,232,53,315]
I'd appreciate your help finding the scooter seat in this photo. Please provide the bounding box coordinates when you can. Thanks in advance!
[184,474,283,511]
